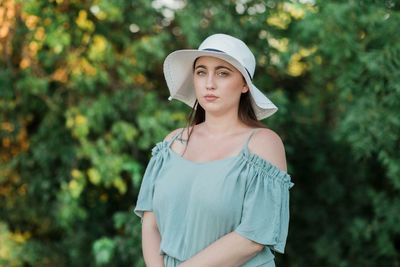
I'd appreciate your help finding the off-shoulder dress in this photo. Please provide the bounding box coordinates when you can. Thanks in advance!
[134,128,294,267]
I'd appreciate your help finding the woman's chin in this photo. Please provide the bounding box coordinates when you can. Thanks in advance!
[198,102,221,112]
[203,107,232,118]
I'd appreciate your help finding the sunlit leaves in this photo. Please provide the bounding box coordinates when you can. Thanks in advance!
[2,0,165,265]
[69,169,86,198]
[91,0,124,23]
[1,0,400,266]
[66,111,90,139]
[267,10,292,29]
[0,222,31,266]
[76,10,95,32]
[88,35,109,62]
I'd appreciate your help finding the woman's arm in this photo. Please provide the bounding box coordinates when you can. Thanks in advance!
[177,231,263,267]
[142,211,164,267]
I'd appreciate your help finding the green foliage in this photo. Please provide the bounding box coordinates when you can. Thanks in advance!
[1,0,399,266]
[93,237,116,265]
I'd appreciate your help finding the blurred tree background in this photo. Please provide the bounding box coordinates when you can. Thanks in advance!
[1,0,399,266]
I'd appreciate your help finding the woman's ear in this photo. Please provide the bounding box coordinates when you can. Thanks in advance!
[242,84,249,93]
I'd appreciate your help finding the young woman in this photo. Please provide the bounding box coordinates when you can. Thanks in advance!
[134,33,294,267]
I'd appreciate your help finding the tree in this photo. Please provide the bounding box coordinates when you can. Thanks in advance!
[1,0,399,266]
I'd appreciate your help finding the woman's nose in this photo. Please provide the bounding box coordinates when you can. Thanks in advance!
[206,74,215,90]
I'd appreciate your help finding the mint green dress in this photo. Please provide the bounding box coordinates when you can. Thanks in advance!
[134,129,294,267]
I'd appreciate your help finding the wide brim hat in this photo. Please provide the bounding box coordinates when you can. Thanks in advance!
[163,33,278,120]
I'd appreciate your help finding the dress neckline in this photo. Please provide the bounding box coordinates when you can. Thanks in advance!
[163,127,291,178]
[167,142,246,165]
[166,127,258,166]
[164,140,292,182]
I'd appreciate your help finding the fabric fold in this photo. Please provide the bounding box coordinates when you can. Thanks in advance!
[235,151,294,254]
[134,141,169,220]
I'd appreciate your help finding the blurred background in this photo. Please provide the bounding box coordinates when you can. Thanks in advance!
[1,0,399,266]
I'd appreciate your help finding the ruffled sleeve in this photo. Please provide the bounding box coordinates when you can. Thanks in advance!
[134,141,169,220]
[234,153,294,254]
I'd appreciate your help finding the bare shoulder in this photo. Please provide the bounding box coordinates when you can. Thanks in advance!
[163,126,192,142]
[164,128,183,142]
[248,128,288,172]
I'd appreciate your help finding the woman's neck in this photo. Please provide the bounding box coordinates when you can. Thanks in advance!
[200,113,248,137]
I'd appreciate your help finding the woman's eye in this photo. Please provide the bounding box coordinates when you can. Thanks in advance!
[196,70,206,76]
[217,72,229,77]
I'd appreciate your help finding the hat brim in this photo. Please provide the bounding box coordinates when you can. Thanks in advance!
[163,49,278,120]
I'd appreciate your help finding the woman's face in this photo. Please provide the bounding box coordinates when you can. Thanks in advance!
[193,56,249,117]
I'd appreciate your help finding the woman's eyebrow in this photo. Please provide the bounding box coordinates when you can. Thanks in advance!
[215,66,233,71]
[194,65,234,71]
[194,65,207,70]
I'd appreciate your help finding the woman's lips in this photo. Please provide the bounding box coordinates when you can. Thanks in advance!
[204,95,219,101]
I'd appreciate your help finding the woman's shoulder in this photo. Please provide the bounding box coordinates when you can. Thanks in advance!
[163,128,184,142]
[163,126,193,142]
[248,128,288,172]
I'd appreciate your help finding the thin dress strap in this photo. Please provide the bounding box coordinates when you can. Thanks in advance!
[168,128,186,148]
[242,128,261,152]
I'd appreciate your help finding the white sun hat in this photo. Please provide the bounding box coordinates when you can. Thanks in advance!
[163,33,278,120]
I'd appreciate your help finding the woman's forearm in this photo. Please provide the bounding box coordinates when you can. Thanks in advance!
[178,231,263,267]
[142,212,164,267]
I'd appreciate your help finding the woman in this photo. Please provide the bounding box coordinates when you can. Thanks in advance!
[134,33,294,267]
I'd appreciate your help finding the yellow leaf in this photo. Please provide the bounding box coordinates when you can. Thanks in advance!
[24,14,39,30]
[2,122,14,132]
[75,115,87,125]
[268,37,289,53]
[76,10,95,31]
[34,27,45,41]
[10,231,31,243]
[283,3,305,20]
[134,74,146,85]
[71,168,83,179]
[88,168,101,185]
[287,53,306,77]
[267,11,291,30]
[93,35,107,53]
[113,177,127,194]
[52,68,68,83]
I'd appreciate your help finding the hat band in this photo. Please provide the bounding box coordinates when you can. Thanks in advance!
[201,48,253,80]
